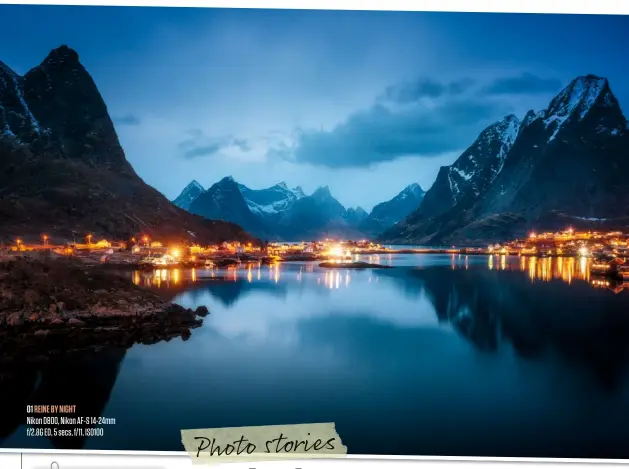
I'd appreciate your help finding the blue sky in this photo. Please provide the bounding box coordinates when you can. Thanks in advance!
[1,6,628,211]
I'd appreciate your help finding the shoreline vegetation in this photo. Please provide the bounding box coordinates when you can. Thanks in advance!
[0,254,209,366]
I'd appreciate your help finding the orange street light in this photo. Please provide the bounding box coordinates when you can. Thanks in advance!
[42,234,48,246]
[86,233,93,245]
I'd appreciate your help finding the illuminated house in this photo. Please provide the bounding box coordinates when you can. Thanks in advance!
[140,253,177,266]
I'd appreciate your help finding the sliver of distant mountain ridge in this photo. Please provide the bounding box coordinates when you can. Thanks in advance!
[379,75,629,246]
[0,46,254,245]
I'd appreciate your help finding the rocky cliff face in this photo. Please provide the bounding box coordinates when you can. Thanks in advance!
[0,46,255,245]
[380,75,629,245]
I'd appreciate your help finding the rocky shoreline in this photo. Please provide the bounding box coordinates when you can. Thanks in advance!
[0,256,209,365]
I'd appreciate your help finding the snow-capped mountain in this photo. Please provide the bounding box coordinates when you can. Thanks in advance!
[176,177,425,241]
[238,181,305,218]
[361,183,425,235]
[380,74,629,245]
[188,176,270,238]
[542,74,625,142]
[391,115,520,233]
[183,178,357,240]
[172,180,205,211]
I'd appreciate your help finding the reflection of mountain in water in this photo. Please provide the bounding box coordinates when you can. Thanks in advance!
[178,278,290,307]
[0,348,126,449]
[401,266,629,390]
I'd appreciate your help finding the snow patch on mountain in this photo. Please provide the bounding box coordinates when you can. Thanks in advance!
[446,114,520,199]
[0,61,41,135]
[240,182,306,216]
[543,75,609,142]
[247,197,295,215]
[399,183,423,200]
[451,167,473,181]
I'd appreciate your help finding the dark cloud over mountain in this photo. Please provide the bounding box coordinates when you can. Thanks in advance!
[273,73,562,169]
[482,73,562,95]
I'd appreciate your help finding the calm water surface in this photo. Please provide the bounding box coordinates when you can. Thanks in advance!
[3,253,629,458]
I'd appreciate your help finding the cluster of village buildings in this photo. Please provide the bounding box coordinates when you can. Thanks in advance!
[4,229,628,268]
[2,234,386,267]
[478,228,629,258]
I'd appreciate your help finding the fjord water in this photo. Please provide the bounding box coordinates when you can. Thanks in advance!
[4,254,629,458]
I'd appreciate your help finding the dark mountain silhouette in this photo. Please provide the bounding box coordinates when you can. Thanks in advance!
[360,183,425,236]
[188,176,271,239]
[173,180,205,211]
[344,206,368,226]
[380,75,629,245]
[0,46,254,245]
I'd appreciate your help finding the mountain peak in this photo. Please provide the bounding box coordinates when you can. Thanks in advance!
[41,45,81,68]
[522,109,539,128]
[220,175,236,184]
[542,74,625,142]
[313,185,331,196]
[546,74,610,120]
[172,179,206,210]
[275,181,288,189]
[403,183,424,194]
[187,180,204,191]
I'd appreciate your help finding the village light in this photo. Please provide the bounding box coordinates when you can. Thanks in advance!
[578,247,589,257]
[328,245,343,257]
[42,234,48,245]
[171,248,181,258]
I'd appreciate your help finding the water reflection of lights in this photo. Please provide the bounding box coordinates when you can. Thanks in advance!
[131,255,626,293]
[484,255,594,286]
[132,267,193,288]
[448,254,601,288]
[318,270,355,289]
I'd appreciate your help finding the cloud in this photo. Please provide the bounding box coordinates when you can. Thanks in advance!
[482,73,562,95]
[268,72,563,169]
[379,77,474,104]
[178,132,267,162]
[276,96,511,169]
[178,134,231,159]
[113,114,141,126]
[233,138,252,152]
